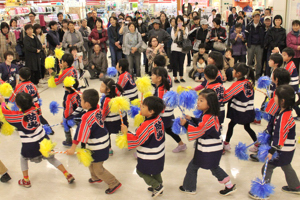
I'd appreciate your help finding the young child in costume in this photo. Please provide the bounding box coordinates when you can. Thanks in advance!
[66,89,121,194]
[116,58,138,101]
[249,85,300,199]
[0,92,74,188]
[0,160,11,183]
[151,67,187,153]
[153,55,172,87]
[179,89,236,196]
[62,79,84,146]
[121,96,165,198]
[9,67,54,135]
[223,63,256,153]
[100,78,128,156]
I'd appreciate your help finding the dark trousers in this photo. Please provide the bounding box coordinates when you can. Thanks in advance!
[165,126,182,143]
[186,51,191,66]
[293,57,300,74]
[40,51,46,79]
[166,47,172,70]
[143,51,149,74]
[225,120,257,143]
[233,55,246,64]
[109,44,122,67]
[31,70,40,85]
[172,51,185,77]
[265,50,272,77]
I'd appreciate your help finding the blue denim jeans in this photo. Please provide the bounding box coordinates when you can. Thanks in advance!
[109,44,122,67]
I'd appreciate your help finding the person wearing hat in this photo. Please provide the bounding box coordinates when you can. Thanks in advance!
[260,8,272,27]
[148,19,171,47]
[188,19,210,53]
[245,11,266,79]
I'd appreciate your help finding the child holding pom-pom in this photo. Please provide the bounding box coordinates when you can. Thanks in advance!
[116,58,138,101]
[121,96,165,198]
[153,55,172,87]
[151,67,187,153]
[66,89,121,194]
[100,78,128,156]
[249,85,300,199]
[179,89,236,196]
[0,160,11,183]
[0,93,74,188]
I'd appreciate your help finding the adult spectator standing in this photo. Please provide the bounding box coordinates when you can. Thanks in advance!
[188,19,210,53]
[107,16,122,67]
[133,11,140,23]
[10,19,22,60]
[87,11,100,30]
[286,20,300,73]
[23,24,42,86]
[160,12,170,31]
[166,17,176,72]
[208,9,217,28]
[230,16,245,35]
[261,16,272,72]
[79,19,91,60]
[228,7,238,31]
[0,22,16,62]
[148,19,171,47]
[146,36,167,72]
[28,12,37,25]
[0,51,19,88]
[182,0,192,15]
[245,11,265,79]
[230,23,247,64]
[62,21,84,53]
[264,15,286,76]
[88,18,108,53]
[47,21,61,53]
[239,11,249,27]
[58,19,68,43]
[210,18,227,54]
[119,16,134,37]
[137,17,149,74]
[88,44,108,80]
[57,12,64,27]
[260,8,272,26]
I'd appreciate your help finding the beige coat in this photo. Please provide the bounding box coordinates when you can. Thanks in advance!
[0,31,16,61]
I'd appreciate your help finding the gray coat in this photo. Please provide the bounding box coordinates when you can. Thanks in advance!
[123,32,142,56]
[62,30,84,53]
[79,26,91,53]
[88,52,108,73]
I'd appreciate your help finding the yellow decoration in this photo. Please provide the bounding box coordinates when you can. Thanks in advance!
[143,91,152,98]
[0,83,13,97]
[76,148,94,167]
[0,122,15,136]
[45,56,55,69]
[54,48,64,60]
[39,138,56,158]
[48,76,57,88]
[134,113,145,127]
[136,75,152,94]
[177,85,185,94]
[115,133,128,149]
[63,76,75,87]
[298,136,300,144]
[186,86,193,90]
[109,96,130,114]
[131,99,141,107]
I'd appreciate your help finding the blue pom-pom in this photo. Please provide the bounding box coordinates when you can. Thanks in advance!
[163,91,179,108]
[257,145,278,162]
[100,94,105,103]
[257,131,270,145]
[172,117,187,135]
[49,101,60,115]
[235,142,249,160]
[107,67,118,77]
[43,124,52,135]
[38,98,42,106]
[193,109,203,118]
[179,90,198,110]
[255,108,262,121]
[250,177,275,199]
[262,112,271,122]
[257,76,272,89]
[62,118,70,132]
[10,102,19,111]
[67,119,76,127]
[129,106,140,118]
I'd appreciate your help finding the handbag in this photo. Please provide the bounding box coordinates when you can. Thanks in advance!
[193,28,202,51]
[212,30,226,51]
[137,33,147,53]
[182,38,193,53]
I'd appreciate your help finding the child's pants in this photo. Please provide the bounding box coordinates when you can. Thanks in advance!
[183,160,230,191]
[194,72,204,79]
[20,155,61,171]
[263,163,300,190]
[225,121,257,143]
[136,169,162,189]
[89,161,120,189]
[0,160,8,175]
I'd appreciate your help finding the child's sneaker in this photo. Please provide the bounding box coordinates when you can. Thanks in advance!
[109,149,114,156]
[223,142,231,151]
[281,186,300,194]
[0,172,11,183]
[195,77,200,82]
[148,187,163,195]
[172,144,187,153]
[249,145,259,153]
[66,174,75,184]
[219,184,237,196]
[179,186,196,195]
[248,191,269,199]
[152,184,164,198]
[88,178,102,183]
[249,154,259,162]
[18,179,31,188]
[105,183,122,194]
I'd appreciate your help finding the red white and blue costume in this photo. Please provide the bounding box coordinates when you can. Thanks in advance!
[196,70,224,91]
[9,81,40,104]
[63,90,84,121]
[116,71,138,101]
[127,115,165,175]
[264,91,279,117]
[223,78,255,124]
[285,61,299,92]
[55,66,78,85]
[73,108,110,162]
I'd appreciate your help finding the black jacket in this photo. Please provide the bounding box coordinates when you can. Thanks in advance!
[23,35,42,71]
[87,17,101,30]
[264,27,286,52]
[228,13,238,27]
[182,3,192,15]
[245,20,265,48]
[137,23,148,43]
[188,27,209,44]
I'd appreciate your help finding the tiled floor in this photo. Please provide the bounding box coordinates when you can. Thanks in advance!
[0,60,299,200]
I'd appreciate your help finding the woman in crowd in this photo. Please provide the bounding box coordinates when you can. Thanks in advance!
[88,18,108,53]
[146,36,167,72]
[166,17,176,72]
[58,19,68,43]
[10,19,23,60]
[107,16,122,67]
[0,22,16,62]
[62,21,84,53]
[286,20,300,73]
[160,12,170,31]
[137,17,149,74]
[210,18,227,54]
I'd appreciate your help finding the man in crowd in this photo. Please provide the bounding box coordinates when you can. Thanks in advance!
[87,11,100,30]
[148,19,171,47]
[228,7,238,31]
[57,12,64,27]
[208,9,217,28]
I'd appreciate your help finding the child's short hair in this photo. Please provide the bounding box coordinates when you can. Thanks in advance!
[142,96,165,118]
[4,51,14,60]
[282,47,295,59]
[204,65,218,80]
[197,55,205,62]
[198,43,206,50]
[70,46,78,53]
[273,68,290,86]
[15,92,34,113]
[19,67,31,80]
[275,85,295,109]
[225,48,233,55]
[153,55,166,67]
[118,58,129,72]
[235,23,243,29]
[65,79,79,93]
[82,89,99,109]
[269,53,283,67]
[209,51,223,70]
[292,20,300,26]
[61,53,74,68]
[199,89,220,116]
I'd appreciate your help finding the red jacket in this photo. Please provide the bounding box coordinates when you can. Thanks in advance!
[286,31,300,58]
[88,28,108,52]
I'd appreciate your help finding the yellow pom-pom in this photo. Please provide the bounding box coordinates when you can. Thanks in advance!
[186,86,193,90]
[48,76,57,88]
[54,48,64,60]
[0,83,13,97]
[143,91,153,98]
[131,99,141,107]
[58,69,63,76]
[298,136,300,144]
[39,138,56,158]
[109,97,130,114]
[136,75,152,94]
[116,133,128,149]
[63,76,75,87]
[134,113,145,127]
[45,56,56,69]
[0,109,5,121]
[76,148,94,167]
[0,122,15,136]
[177,85,185,94]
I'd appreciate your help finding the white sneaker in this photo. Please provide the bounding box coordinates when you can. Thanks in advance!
[223,143,231,151]
[195,77,200,82]
[249,145,258,153]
